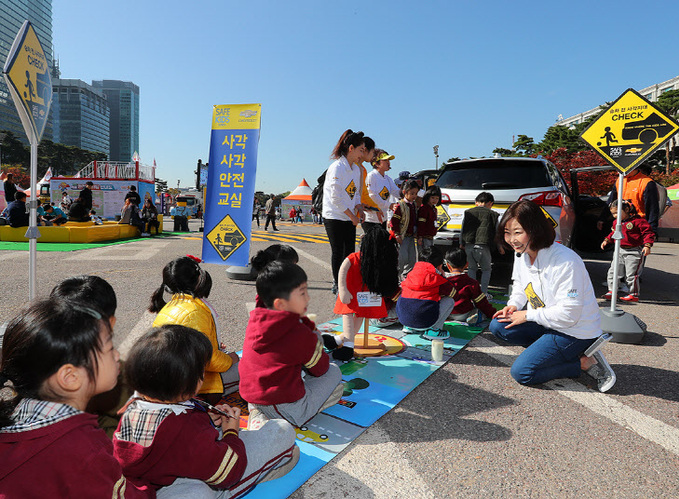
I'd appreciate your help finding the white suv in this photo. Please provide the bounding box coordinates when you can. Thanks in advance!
[433,156,576,248]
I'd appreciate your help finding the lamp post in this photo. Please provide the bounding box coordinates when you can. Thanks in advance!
[433,145,439,169]
[0,132,6,168]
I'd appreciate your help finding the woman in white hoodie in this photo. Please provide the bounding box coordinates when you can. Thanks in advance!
[322,129,366,294]
[489,200,616,392]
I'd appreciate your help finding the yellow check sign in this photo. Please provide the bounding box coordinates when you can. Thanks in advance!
[2,21,52,142]
[207,214,246,261]
[580,88,679,174]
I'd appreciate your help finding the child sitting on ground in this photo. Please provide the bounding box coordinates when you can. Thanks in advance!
[460,191,499,295]
[323,226,400,360]
[114,325,298,498]
[0,299,150,497]
[417,185,442,251]
[50,275,129,437]
[601,199,655,302]
[396,246,456,340]
[239,262,343,428]
[250,244,300,308]
[390,179,420,278]
[149,256,240,404]
[444,248,498,324]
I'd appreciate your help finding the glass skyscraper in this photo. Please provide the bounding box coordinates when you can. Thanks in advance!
[92,80,139,162]
[0,0,53,143]
[52,79,110,156]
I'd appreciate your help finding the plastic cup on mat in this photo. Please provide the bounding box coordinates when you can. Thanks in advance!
[431,339,444,362]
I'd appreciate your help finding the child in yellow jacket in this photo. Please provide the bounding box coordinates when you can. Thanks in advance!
[149,256,239,404]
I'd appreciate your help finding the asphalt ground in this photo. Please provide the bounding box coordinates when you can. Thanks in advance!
[0,219,678,498]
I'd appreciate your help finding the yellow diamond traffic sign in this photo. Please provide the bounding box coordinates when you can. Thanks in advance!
[580,88,679,175]
[436,205,450,230]
[2,21,52,142]
[207,214,247,261]
[540,207,557,228]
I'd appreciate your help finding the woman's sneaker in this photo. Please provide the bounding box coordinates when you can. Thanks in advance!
[422,329,450,340]
[586,351,616,392]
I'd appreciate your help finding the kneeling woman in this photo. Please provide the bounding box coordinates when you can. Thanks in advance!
[489,200,615,392]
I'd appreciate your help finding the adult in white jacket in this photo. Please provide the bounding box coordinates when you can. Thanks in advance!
[363,149,401,232]
[322,129,366,293]
[489,200,616,392]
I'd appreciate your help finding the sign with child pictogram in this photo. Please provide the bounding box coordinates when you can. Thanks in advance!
[3,21,52,142]
[206,214,246,261]
[580,88,679,174]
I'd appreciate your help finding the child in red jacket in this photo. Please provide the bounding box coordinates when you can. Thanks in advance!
[444,248,498,323]
[239,262,343,427]
[114,325,298,498]
[601,200,655,302]
[395,246,456,339]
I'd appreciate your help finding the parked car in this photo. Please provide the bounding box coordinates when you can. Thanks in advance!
[433,156,576,250]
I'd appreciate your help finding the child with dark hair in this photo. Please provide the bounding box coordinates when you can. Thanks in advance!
[324,226,400,360]
[0,299,150,497]
[239,262,343,428]
[601,199,654,302]
[444,248,497,324]
[50,275,126,436]
[149,256,239,404]
[417,185,442,251]
[390,179,420,278]
[250,244,300,309]
[396,246,456,339]
[114,325,298,498]
[461,191,498,295]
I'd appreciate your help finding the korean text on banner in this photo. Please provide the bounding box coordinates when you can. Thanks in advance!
[201,104,261,266]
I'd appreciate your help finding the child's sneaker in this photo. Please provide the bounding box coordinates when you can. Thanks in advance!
[322,333,339,351]
[261,445,300,482]
[585,351,616,393]
[422,329,450,340]
[247,404,269,431]
[620,293,639,302]
[602,291,613,300]
[320,382,345,412]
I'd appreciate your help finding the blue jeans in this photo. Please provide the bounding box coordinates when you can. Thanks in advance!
[489,319,596,385]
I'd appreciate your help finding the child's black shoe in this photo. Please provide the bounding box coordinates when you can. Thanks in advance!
[322,334,339,351]
[332,346,354,361]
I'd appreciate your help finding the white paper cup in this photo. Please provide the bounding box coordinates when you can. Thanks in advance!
[431,339,444,362]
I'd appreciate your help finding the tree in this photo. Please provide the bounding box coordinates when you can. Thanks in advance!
[513,135,535,156]
[537,125,583,154]
[656,89,679,174]
[492,147,516,157]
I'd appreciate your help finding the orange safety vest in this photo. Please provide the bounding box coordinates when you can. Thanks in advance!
[358,162,379,209]
[621,171,652,218]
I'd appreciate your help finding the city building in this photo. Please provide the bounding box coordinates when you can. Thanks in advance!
[0,0,53,142]
[92,79,139,162]
[558,75,679,128]
[52,78,110,156]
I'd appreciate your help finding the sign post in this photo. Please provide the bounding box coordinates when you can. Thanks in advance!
[2,21,53,299]
[580,88,679,343]
[201,104,261,270]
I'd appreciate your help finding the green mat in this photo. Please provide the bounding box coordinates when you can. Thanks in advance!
[0,232,190,252]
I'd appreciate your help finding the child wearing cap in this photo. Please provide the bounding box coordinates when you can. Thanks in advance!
[364,149,401,232]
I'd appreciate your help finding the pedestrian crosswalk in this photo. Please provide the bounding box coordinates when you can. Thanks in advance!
[250,229,361,245]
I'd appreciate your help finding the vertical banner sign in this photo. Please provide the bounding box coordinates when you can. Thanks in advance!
[201,104,261,266]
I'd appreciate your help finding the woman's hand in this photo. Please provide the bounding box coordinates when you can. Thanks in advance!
[228,352,240,364]
[493,305,517,319]
[499,310,527,328]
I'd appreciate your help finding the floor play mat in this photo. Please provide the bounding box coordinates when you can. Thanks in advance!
[226,289,508,498]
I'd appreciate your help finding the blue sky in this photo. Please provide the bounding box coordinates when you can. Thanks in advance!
[52,0,679,193]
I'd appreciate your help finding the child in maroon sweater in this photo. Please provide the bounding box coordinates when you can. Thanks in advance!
[601,200,655,302]
[114,325,298,497]
[239,262,343,427]
[444,248,497,323]
[417,186,442,251]
[0,299,151,498]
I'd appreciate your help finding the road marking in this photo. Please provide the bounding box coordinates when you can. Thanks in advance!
[292,246,332,272]
[117,311,155,360]
[470,335,679,456]
[67,241,171,260]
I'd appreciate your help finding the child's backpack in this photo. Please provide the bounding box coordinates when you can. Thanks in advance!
[311,170,327,213]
